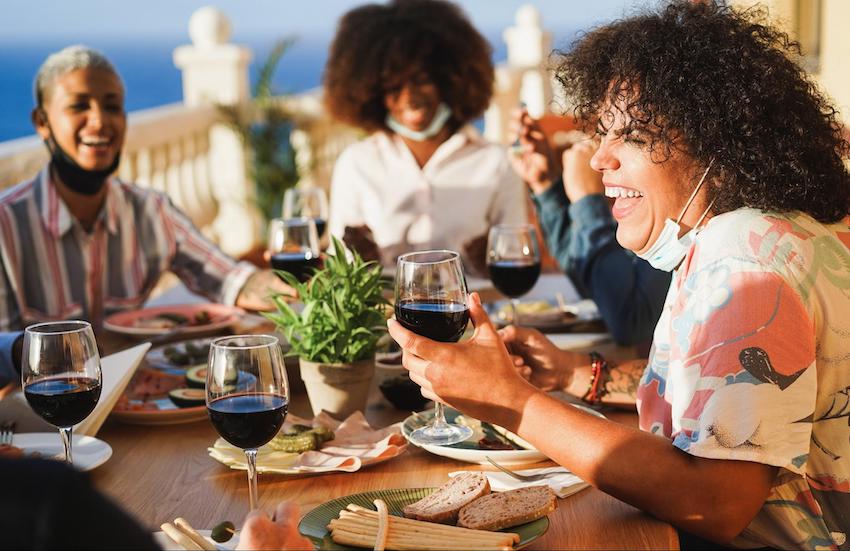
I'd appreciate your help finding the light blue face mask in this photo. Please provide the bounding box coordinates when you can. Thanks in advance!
[636,159,715,272]
[385,102,452,141]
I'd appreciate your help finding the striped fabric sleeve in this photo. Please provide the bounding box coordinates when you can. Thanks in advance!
[157,194,257,305]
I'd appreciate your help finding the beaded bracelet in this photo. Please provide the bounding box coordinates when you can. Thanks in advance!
[581,351,610,405]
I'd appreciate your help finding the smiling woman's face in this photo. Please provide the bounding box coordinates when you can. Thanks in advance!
[590,105,709,255]
[384,77,441,132]
[34,67,126,172]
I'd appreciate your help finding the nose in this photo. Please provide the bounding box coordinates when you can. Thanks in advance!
[590,137,619,173]
[85,103,106,130]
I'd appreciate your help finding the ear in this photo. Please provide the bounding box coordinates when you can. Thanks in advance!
[31,108,51,141]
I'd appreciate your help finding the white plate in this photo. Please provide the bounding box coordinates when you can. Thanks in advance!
[154,529,239,550]
[103,303,243,337]
[13,433,112,471]
[402,404,605,465]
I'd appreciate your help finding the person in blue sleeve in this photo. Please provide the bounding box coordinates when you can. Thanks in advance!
[0,332,22,389]
[510,110,671,345]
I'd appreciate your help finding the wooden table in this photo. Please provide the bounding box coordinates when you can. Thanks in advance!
[92,332,677,550]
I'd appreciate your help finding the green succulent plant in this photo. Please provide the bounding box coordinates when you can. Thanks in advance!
[263,237,390,363]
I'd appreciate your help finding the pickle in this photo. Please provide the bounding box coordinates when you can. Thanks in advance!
[310,425,335,443]
[268,432,319,453]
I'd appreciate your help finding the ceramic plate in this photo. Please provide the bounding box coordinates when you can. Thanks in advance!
[13,432,112,471]
[154,529,239,550]
[298,487,548,550]
[103,303,243,337]
[402,406,604,465]
[485,298,600,331]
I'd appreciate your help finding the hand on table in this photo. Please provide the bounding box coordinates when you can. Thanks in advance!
[236,269,298,311]
[562,140,603,203]
[499,325,579,392]
[387,293,539,432]
[508,108,560,195]
[342,225,381,263]
[237,502,313,550]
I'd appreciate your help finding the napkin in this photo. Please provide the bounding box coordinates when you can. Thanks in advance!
[449,467,590,499]
[0,343,149,436]
[208,411,408,474]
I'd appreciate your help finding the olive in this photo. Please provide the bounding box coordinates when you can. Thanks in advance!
[211,520,236,543]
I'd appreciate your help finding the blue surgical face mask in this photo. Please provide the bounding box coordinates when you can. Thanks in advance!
[385,102,452,141]
[636,159,715,272]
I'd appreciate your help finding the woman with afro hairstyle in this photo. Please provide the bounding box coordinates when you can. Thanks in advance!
[323,0,527,271]
[388,1,850,548]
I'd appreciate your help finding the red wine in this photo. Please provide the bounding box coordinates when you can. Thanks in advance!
[395,300,470,343]
[24,377,101,428]
[313,218,327,239]
[488,260,541,298]
[208,393,287,449]
[270,252,321,282]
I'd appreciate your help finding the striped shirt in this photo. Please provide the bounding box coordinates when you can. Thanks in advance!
[0,167,256,331]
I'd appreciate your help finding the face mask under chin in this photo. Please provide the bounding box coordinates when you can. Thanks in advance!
[385,102,452,142]
[45,135,120,196]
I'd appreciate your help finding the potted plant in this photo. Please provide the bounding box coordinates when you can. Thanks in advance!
[263,238,389,419]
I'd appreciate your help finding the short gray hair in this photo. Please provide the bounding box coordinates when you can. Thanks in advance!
[34,45,122,108]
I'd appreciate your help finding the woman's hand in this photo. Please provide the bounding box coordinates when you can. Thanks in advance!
[387,293,539,432]
[562,140,603,203]
[499,325,579,392]
[237,502,313,550]
[508,109,560,195]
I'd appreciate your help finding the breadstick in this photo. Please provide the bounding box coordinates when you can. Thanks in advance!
[373,499,389,551]
[174,518,216,551]
[331,516,514,545]
[161,522,203,551]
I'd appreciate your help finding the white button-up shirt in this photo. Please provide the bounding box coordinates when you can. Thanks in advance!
[328,126,528,266]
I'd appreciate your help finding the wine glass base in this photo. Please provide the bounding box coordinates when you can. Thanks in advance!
[409,423,473,446]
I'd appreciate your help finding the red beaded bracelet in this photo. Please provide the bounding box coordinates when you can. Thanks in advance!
[581,351,610,405]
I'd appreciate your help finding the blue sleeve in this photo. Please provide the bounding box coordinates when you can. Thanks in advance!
[533,182,671,345]
[0,331,22,387]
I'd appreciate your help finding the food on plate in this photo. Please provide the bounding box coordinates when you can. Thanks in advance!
[133,310,213,330]
[267,424,335,453]
[457,486,557,531]
[161,517,216,551]
[373,499,389,551]
[185,364,237,389]
[162,342,210,366]
[211,520,236,543]
[126,369,184,400]
[403,472,490,524]
[496,300,576,323]
[168,388,206,408]
[0,444,24,459]
[328,503,519,550]
[477,437,514,451]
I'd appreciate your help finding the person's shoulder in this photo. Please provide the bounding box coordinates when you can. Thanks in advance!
[112,179,172,207]
[337,133,385,160]
[0,174,38,208]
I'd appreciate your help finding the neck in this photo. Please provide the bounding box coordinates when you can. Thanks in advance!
[397,125,454,168]
[51,166,109,231]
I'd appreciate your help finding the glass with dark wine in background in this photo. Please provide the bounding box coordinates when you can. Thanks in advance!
[395,250,472,446]
[283,186,329,241]
[206,335,289,510]
[267,217,322,283]
[22,321,102,466]
[487,224,541,325]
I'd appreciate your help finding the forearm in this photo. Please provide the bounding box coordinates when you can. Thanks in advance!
[564,357,646,408]
[515,392,775,543]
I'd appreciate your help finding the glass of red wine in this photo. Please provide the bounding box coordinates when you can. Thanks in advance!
[267,217,322,283]
[22,320,102,466]
[487,224,541,326]
[395,250,472,446]
[207,335,288,511]
[283,186,329,241]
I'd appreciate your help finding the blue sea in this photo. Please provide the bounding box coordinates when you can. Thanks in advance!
[0,31,524,143]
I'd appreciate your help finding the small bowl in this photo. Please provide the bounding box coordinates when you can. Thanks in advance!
[379,375,430,411]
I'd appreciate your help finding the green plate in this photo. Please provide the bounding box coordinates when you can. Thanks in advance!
[298,487,549,550]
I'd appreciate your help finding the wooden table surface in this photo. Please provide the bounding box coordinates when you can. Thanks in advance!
[92,331,678,550]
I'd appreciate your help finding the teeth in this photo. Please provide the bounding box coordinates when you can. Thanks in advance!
[81,137,110,146]
[604,186,644,199]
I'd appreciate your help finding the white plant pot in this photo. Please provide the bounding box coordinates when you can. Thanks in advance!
[299,357,375,419]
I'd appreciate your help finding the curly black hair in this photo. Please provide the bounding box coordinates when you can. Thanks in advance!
[323,0,493,133]
[555,0,850,223]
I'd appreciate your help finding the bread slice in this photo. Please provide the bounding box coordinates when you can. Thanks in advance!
[457,486,557,531]
[403,472,491,524]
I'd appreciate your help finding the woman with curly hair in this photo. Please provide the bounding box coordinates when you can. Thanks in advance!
[323,0,526,270]
[389,1,850,547]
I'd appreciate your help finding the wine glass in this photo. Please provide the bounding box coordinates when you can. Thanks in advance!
[22,320,102,466]
[267,217,322,283]
[395,250,472,446]
[282,186,329,240]
[487,224,542,326]
[207,335,289,511]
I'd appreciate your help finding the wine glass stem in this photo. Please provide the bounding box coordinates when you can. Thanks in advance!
[510,298,520,326]
[245,448,259,510]
[432,402,449,430]
[59,427,73,465]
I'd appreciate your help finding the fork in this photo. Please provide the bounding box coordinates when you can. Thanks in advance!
[0,421,15,446]
[484,455,569,482]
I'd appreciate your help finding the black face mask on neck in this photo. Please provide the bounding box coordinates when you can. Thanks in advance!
[43,132,120,196]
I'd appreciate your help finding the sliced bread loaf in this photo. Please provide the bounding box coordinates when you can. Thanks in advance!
[403,472,491,524]
[457,486,557,531]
